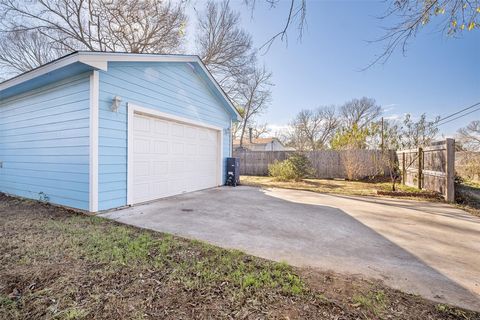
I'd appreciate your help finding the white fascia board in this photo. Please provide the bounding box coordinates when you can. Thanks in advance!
[78,57,108,70]
[77,53,197,71]
[79,51,198,63]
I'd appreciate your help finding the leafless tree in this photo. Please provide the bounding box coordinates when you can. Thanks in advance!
[251,122,271,139]
[0,0,186,73]
[0,30,68,79]
[366,0,480,68]
[233,121,270,143]
[282,126,309,151]
[288,106,339,150]
[340,97,382,129]
[457,120,480,151]
[236,65,273,148]
[196,0,255,98]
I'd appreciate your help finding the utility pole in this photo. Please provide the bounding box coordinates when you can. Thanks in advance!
[381,117,384,152]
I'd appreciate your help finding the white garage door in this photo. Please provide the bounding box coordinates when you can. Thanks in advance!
[130,112,219,204]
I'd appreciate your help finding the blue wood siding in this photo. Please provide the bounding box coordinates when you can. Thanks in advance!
[0,73,91,210]
[98,62,232,211]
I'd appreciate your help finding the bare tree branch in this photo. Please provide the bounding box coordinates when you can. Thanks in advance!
[196,0,256,99]
[251,122,271,139]
[0,30,68,79]
[288,106,339,151]
[236,65,273,148]
[340,97,382,129]
[457,120,480,151]
[364,0,480,69]
[0,0,186,75]
[243,0,307,52]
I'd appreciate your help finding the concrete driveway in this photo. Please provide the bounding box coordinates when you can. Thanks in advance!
[101,186,480,311]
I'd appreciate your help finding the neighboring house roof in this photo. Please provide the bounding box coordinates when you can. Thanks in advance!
[233,137,282,146]
[0,51,241,121]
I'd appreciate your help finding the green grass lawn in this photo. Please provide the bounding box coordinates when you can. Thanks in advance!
[1,194,478,319]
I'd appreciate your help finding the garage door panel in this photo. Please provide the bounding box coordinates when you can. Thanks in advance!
[197,129,208,140]
[153,119,169,135]
[200,144,216,155]
[172,142,184,154]
[170,160,185,173]
[134,115,151,132]
[134,161,150,177]
[152,161,168,175]
[131,112,219,204]
[133,138,150,153]
[184,126,195,138]
[133,182,150,201]
[185,160,196,172]
[171,123,184,137]
[152,140,168,154]
[185,144,197,156]
[169,179,186,194]
[152,181,169,196]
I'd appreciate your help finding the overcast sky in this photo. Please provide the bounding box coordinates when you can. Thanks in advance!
[187,0,480,137]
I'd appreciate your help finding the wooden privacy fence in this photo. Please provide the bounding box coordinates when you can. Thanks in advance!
[397,139,455,201]
[233,149,394,179]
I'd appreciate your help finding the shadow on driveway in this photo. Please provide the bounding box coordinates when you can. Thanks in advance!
[101,186,480,311]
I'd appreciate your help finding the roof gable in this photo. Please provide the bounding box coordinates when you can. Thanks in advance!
[0,51,241,121]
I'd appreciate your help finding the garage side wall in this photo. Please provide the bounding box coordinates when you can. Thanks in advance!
[97,62,232,211]
[0,73,91,210]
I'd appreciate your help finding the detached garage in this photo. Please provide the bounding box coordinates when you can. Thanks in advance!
[0,51,241,212]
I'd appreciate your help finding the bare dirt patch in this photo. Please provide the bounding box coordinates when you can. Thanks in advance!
[1,194,478,319]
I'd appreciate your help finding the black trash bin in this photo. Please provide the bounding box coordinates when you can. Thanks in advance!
[225,157,240,186]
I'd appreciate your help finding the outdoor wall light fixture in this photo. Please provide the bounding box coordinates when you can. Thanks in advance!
[111,96,122,112]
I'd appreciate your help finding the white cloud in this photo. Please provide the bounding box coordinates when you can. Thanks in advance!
[383,103,397,113]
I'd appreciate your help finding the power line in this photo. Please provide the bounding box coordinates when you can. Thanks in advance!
[436,105,480,127]
[436,101,480,125]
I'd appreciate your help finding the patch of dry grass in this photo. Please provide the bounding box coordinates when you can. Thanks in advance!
[241,175,430,198]
[1,194,478,319]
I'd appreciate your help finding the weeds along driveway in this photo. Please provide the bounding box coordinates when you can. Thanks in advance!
[101,186,480,311]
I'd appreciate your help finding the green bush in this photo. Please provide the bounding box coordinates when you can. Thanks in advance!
[268,160,296,181]
[268,153,314,181]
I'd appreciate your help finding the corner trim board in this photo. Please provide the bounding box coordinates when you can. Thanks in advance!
[126,103,134,206]
[89,70,99,212]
